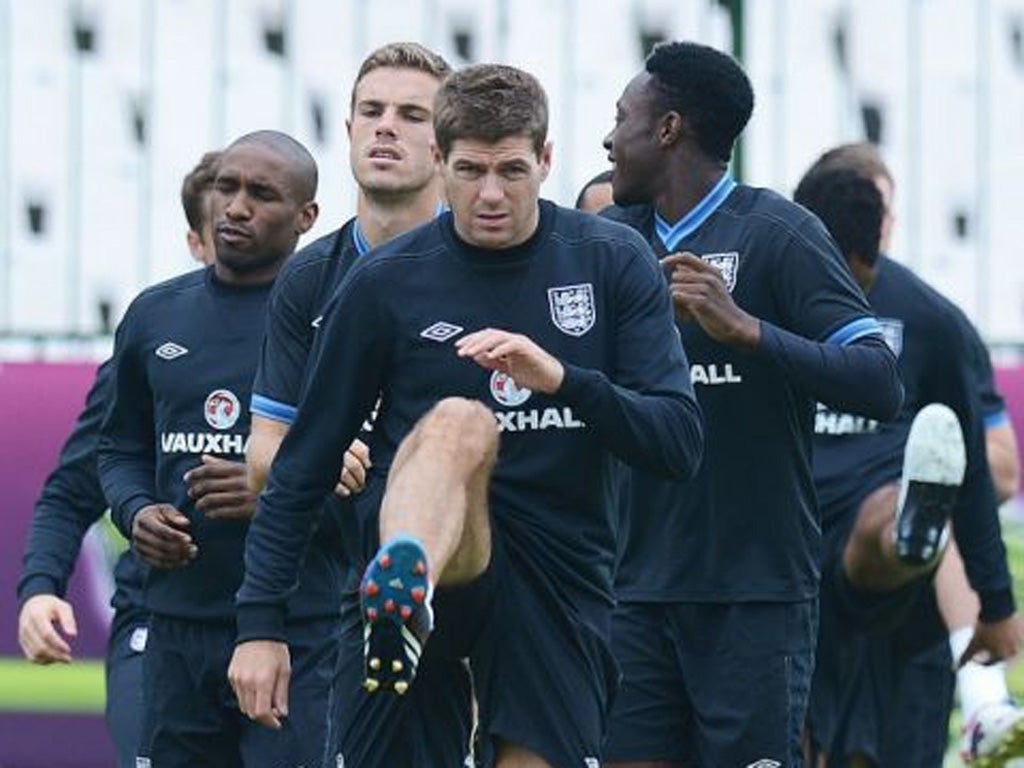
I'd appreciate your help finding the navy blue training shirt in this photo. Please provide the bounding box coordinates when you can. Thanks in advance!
[98,266,341,622]
[236,201,704,642]
[607,179,901,603]
[813,256,1014,621]
[17,359,146,616]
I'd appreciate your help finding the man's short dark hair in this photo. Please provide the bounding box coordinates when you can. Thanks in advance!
[574,169,613,210]
[181,151,221,232]
[351,42,452,111]
[804,142,894,188]
[645,41,754,163]
[434,64,548,159]
[227,130,318,203]
[794,167,884,267]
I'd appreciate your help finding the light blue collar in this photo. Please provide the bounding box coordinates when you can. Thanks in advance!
[655,175,736,252]
[353,202,448,256]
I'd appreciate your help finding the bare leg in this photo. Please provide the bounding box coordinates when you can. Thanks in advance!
[360,398,498,694]
[842,483,938,592]
[935,538,979,630]
[378,396,498,587]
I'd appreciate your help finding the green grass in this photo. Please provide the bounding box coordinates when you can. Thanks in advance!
[0,658,105,713]
[1002,517,1024,698]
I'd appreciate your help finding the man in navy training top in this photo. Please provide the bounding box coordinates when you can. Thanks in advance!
[241,42,473,768]
[98,131,330,767]
[229,63,704,768]
[797,147,1022,767]
[16,150,220,768]
[599,41,904,768]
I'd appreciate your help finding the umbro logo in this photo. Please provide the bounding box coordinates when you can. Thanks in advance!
[420,321,463,342]
[745,760,781,768]
[155,342,188,360]
[311,315,323,329]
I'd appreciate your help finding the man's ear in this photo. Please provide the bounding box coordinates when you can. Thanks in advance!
[186,230,205,263]
[297,201,319,235]
[658,111,685,148]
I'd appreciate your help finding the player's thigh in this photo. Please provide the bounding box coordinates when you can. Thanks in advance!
[603,601,691,765]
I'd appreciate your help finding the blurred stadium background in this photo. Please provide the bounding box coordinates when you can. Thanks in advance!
[1,0,1024,765]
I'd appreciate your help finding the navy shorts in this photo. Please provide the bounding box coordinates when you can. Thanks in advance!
[808,590,954,767]
[809,493,938,761]
[333,523,619,768]
[465,532,619,768]
[138,614,340,768]
[106,609,148,768]
[604,600,817,767]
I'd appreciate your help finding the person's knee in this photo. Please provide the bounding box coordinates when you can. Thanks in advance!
[419,397,498,461]
[495,740,555,768]
[846,483,899,561]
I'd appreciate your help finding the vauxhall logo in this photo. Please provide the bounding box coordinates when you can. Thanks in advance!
[160,389,248,455]
[488,371,585,433]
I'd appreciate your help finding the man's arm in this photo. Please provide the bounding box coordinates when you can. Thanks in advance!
[247,415,290,493]
[665,251,903,422]
[235,264,388,642]
[17,360,112,664]
[97,306,194,568]
[455,239,702,480]
[230,264,386,729]
[939,317,1015,624]
[19,360,112,603]
[247,259,369,498]
[987,422,1020,505]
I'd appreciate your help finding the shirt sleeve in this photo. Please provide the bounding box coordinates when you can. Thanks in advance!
[556,237,703,480]
[236,264,389,642]
[938,313,1015,621]
[97,305,158,538]
[755,214,903,420]
[962,320,1009,428]
[17,360,113,603]
[251,261,318,425]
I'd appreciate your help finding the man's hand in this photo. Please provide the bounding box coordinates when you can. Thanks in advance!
[186,454,258,520]
[662,252,760,347]
[957,614,1024,667]
[18,595,78,664]
[335,439,371,498]
[228,640,291,730]
[132,504,196,569]
[455,328,564,394]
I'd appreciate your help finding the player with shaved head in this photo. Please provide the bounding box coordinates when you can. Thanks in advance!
[97,130,323,767]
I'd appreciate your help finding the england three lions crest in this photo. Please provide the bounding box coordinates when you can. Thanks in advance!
[548,283,596,337]
[701,251,740,292]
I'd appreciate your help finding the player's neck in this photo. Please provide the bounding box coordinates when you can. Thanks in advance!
[357,188,443,249]
[654,160,729,225]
